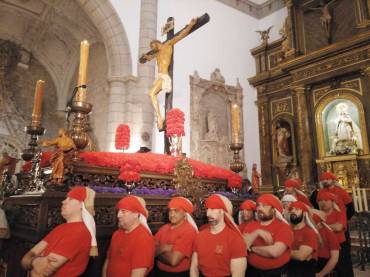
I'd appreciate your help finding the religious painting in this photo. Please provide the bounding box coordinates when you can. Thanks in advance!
[321,99,362,155]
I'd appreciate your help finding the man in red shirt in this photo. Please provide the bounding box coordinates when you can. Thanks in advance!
[288,201,319,277]
[311,210,339,277]
[317,190,352,277]
[155,196,198,276]
[21,186,97,277]
[243,193,293,277]
[103,195,155,277]
[238,200,256,233]
[190,194,247,277]
[284,179,312,207]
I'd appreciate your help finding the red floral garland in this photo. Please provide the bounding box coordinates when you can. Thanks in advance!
[166,108,185,137]
[23,152,242,188]
[118,161,141,182]
[115,124,130,150]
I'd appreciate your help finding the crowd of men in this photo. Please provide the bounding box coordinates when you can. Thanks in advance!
[17,171,355,277]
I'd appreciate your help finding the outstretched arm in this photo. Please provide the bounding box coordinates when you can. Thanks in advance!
[167,18,197,46]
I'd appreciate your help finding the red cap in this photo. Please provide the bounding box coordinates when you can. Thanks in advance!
[168,197,193,214]
[240,200,256,211]
[116,196,148,218]
[67,187,87,202]
[290,201,309,213]
[257,194,283,213]
[284,179,300,189]
[319,172,337,181]
[205,194,230,214]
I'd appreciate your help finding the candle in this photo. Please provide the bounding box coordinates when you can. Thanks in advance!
[357,187,363,212]
[231,103,241,143]
[76,40,90,102]
[31,80,45,127]
[352,186,359,212]
[362,189,368,212]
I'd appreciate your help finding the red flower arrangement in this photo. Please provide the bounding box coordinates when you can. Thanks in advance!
[166,108,185,137]
[115,124,130,150]
[118,161,141,182]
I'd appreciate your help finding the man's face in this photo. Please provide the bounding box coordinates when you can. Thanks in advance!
[150,41,161,50]
[289,207,304,225]
[282,201,293,211]
[168,208,186,227]
[256,203,274,221]
[285,187,295,195]
[117,209,139,230]
[320,180,332,188]
[319,200,333,212]
[241,209,254,222]
[61,197,82,220]
[206,208,224,226]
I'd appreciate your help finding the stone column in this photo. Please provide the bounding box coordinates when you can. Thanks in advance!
[135,0,158,149]
[257,88,273,191]
[292,85,313,188]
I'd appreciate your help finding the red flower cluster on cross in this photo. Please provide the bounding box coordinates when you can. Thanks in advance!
[166,108,185,137]
[118,161,141,182]
[115,124,130,150]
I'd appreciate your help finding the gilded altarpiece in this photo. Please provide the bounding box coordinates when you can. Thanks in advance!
[190,69,245,173]
[249,0,370,192]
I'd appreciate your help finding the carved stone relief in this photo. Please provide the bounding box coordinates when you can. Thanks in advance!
[190,69,244,172]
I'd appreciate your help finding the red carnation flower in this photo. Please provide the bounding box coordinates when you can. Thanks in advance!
[115,124,130,150]
[166,108,185,137]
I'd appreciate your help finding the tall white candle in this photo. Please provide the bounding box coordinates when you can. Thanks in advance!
[357,187,363,212]
[352,186,359,213]
[362,189,368,212]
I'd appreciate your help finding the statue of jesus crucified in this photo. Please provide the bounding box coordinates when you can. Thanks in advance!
[139,17,197,130]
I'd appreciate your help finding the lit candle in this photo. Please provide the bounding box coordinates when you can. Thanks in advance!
[231,103,241,144]
[362,189,368,212]
[31,80,45,127]
[76,40,90,102]
[352,186,359,212]
[357,187,363,212]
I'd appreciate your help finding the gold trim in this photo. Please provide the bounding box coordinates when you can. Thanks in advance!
[315,90,369,158]
[270,96,293,119]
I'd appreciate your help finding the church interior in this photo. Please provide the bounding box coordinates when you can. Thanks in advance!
[0,0,370,276]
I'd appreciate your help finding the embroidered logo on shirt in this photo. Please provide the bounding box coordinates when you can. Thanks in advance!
[215,245,223,254]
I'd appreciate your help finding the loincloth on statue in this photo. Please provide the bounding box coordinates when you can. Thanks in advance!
[157,73,172,93]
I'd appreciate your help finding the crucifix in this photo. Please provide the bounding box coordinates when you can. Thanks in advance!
[139,13,210,154]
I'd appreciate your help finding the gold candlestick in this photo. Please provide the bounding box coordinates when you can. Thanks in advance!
[231,103,241,144]
[229,142,245,173]
[31,80,45,127]
[76,40,90,102]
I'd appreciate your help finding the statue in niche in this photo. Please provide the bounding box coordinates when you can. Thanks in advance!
[307,0,338,43]
[204,111,219,141]
[274,121,292,158]
[330,103,362,154]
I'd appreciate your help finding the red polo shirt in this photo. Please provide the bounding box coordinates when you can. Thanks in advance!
[193,225,246,276]
[318,226,340,259]
[43,222,91,277]
[107,224,154,277]
[155,220,197,272]
[325,210,346,243]
[292,225,318,260]
[245,218,293,270]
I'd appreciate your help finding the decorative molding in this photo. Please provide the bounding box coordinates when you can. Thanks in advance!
[216,0,285,19]
[270,96,293,119]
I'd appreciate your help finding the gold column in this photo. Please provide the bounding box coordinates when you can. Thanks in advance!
[292,86,313,188]
[257,88,273,191]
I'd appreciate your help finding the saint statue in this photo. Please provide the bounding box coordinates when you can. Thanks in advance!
[204,111,218,140]
[251,163,261,193]
[140,18,197,130]
[41,128,76,183]
[274,123,291,157]
[331,103,362,153]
